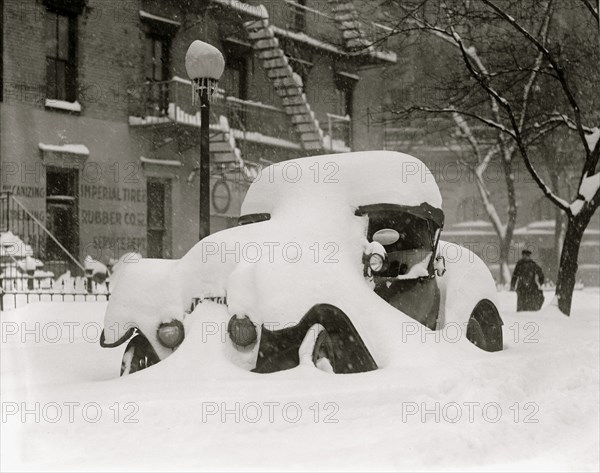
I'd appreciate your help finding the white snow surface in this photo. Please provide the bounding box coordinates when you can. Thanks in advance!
[44,99,82,113]
[1,290,599,471]
[38,142,89,155]
[580,172,600,202]
[0,231,33,258]
[242,151,442,217]
[585,127,600,150]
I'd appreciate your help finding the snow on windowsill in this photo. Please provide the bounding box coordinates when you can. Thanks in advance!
[140,156,183,167]
[230,129,302,150]
[45,99,82,113]
[210,0,268,19]
[39,143,90,155]
[139,10,181,26]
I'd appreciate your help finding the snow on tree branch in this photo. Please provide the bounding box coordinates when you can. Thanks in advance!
[479,0,592,158]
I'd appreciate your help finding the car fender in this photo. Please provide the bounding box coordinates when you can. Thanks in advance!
[101,258,184,360]
[436,240,500,331]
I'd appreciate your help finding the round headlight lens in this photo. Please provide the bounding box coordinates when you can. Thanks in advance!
[369,253,385,273]
[157,320,185,349]
[228,315,257,347]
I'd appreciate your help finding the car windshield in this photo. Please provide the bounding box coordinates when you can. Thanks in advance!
[363,207,441,279]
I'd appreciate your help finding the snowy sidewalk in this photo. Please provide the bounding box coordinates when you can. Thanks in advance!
[1,290,599,471]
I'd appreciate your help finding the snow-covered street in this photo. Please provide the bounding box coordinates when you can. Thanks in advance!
[2,289,598,472]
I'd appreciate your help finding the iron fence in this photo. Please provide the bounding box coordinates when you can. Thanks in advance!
[0,275,110,311]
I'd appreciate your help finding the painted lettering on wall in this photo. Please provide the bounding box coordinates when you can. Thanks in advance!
[79,184,146,202]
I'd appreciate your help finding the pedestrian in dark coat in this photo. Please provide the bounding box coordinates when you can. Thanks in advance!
[510,250,545,311]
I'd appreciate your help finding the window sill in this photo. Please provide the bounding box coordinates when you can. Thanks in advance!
[45,99,82,113]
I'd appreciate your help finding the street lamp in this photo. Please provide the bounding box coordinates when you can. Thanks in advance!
[185,40,225,241]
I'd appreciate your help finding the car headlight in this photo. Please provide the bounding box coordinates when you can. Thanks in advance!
[157,320,185,349]
[228,315,257,348]
[369,253,385,273]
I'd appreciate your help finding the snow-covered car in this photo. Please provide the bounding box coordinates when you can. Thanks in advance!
[100,151,503,376]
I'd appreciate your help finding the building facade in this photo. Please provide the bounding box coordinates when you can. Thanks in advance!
[1,0,395,272]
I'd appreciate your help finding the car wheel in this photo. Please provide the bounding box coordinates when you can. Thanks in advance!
[466,317,488,350]
[120,335,160,376]
[466,300,503,352]
[312,329,336,373]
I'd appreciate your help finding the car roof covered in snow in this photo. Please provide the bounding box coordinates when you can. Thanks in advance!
[241,150,442,217]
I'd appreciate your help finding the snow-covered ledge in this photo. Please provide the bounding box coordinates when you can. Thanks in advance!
[140,156,183,167]
[39,143,89,166]
[45,99,82,113]
[139,10,181,26]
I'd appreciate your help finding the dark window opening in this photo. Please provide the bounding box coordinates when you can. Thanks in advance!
[367,212,434,252]
[45,9,77,102]
[222,44,250,128]
[293,0,307,32]
[144,34,170,115]
[45,167,79,270]
[147,179,171,258]
[222,53,248,100]
[365,208,440,279]
[334,73,357,119]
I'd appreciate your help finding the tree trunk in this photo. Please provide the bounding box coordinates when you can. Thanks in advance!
[499,257,512,286]
[555,214,587,315]
[553,211,567,278]
[500,151,517,286]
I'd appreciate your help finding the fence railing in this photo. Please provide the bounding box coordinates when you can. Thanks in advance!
[1,192,85,276]
[276,1,393,56]
[214,96,298,143]
[0,274,110,311]
[128,79,298,143]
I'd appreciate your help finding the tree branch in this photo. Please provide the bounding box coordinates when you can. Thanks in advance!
[395,106,515,137]
[479,0,591,158]
[579,0,599,22]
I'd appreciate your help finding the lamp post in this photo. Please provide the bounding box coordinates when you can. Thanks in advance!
[185,40,225,241]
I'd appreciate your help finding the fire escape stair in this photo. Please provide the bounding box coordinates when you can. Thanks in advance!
[211,116,244,165]
[244,18,325,151]
[328,0,370,52]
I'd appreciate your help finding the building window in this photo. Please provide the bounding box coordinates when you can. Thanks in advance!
[45,166,79,274]
[293,0,307,32]
[144,34,170,115]
[334,73,357,118]
[45,9,77,102]
[147,179,171,258]
[145,34,170,82]
[222,53,248,100]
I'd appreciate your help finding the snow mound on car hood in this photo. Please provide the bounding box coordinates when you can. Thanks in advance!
[241,150,442,216]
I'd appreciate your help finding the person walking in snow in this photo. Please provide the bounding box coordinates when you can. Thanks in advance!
[510,249,545,311]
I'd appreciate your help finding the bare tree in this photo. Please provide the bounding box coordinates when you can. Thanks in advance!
[374,0,599,315]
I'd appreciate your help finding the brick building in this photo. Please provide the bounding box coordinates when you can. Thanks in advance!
[1,0,395,272]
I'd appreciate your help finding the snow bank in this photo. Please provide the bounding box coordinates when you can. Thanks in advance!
[0,231,33,258]
[2,290,599,471]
